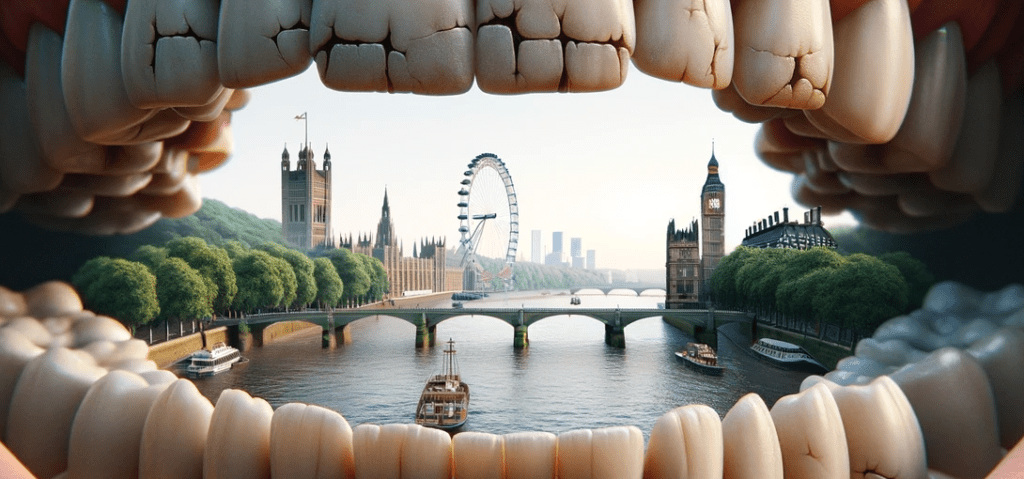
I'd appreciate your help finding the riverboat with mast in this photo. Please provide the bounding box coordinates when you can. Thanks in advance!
[675,342,724,375]
[415,339,470,429]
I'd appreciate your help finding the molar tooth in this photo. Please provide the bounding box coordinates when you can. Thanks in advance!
[732,0,833,109]
[632,0,733,89]
[217,0,312,88]
[270,402,355,479]
[452,432,502,478]
[22,196,163,235]
[352,423,409,478]
[770,383,849,479]
[721,393,783,479]
[24,281,83,319]
[854,337,927,367]
[715,86,791,124]
[983,283,1024,317]
[803,0,914,144]
[204,389,274,479]
[643,404,723,479]
[923,282,983,316]
[965,327,1024,449]
[0,329,44,441]
[504,431,556,479]
[71,314,132,346]
[173,87,235,122]
[140,379,214,479]
[557,426,643,479]
[896,188,977,218]
[564,41,630,92]
[0,60,63,195]
[836,171,929,196]
[835,356,896,378]
[0,286,27,318]
[754,118,821,173]
[4,317,54,348]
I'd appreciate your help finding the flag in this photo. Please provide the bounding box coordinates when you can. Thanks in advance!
[295,112,306,120]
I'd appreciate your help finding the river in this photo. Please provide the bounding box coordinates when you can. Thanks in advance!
[190,290,816,439]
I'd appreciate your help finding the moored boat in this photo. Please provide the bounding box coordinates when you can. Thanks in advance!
[675,342,724,375]
[750,338,828,372]
[415,339,470,429]
[186,342,242,378]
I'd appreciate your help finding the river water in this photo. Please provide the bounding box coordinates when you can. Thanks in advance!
[190,290,815,439]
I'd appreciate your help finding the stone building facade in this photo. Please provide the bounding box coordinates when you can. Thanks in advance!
[281,144,331,249]
[666,219,701,308]
[666,149,726,308]
[741,206,838,250]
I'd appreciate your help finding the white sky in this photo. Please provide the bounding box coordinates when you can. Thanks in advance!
[199,66,856,271]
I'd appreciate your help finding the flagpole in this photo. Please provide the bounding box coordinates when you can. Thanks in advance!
[303,112,308,153]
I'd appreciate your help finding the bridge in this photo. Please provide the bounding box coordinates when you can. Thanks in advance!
[569,284,666,296]
[216,307,752,349]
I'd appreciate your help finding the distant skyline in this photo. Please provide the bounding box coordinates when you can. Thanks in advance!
[199,66,856,271]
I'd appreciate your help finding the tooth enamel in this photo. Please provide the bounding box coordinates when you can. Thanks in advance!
[504,431,556,479]
[353,423,410,478]
[803,0,914,144]
[15,189,94,218]
[754,118,822,173]
[952,318,1000,347]
[984,283,1024,317]
[401,424,453,478]
[927,61,1002,194]
[721,393,783,479]
[0,329,44,440]
[270,402,355,479]
[770,383,849,479]
[142,148,190,196]
[965,327,1024,450]
[452,432,503,478]
[974,89,1024,213]
[835,355,897,378]
[6,348,107,479]
[204,389,274,479]
[0,60,64,195]
[889,348,1002,479]
[24,281,83,319]
[137,173,203,218]
[139,379,214,479]
[923,282,983,316]
[631,0,732,89]
[173,87,235,122]
[311,0,474,94]
[4,317,54,349]
[0,286,27,317]
[732,0,832,109]
[67,370,169,479]
[217,0,312,88]
[854,337,927,367]
[61,172,154,197]
[70,314,132,346]
[822,369,872,386]
[644,404,723,479]
[557,426,643,479]
[564,41,630,92]
[121,0,224,109]
[715,86,791,124]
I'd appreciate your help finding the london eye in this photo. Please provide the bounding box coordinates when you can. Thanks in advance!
[456,153,519,291]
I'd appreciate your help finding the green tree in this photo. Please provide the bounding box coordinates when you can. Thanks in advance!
[267,255,297,308]
[313,257,344,308]
[879,251,935,312]
[259,243,317,308]
[223,240,248,259]
[814,254,908,338]
[232,250,284,312]
[130,245,168,271]
[72,257,159,331]
[357,253,388,301]
[709,246,756,308]
[154,257,213,322]
[319,248,371,306]
[166,237,238,315]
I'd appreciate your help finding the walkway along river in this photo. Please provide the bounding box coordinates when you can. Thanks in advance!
[189,290,814,439]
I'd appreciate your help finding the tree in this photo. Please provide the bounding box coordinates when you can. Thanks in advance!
[232,250,284,312]
[313,257,344,308]
[130,245,168,271]
[709,246,755,308]
[72,257,159,331]
[267,255,298,308]
[259,243,317,308]
[879,251,935,312]
[318,248,370,306]
[814,254,908,338]
[357,253,388,301]
[222,240,248,259]
[154,257,213,322]
[166,237,238,315]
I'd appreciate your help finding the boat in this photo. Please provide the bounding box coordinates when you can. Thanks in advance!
[750,338,828,372]
[570,296,581,305]
[186,342,242,378]
[415,339,470,429]
[452,301,464,309]
[675,342,724,375]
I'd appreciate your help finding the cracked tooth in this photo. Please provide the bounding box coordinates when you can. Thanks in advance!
[270,402,355,479]
[452,432,502,478]
[121,0,224,109]
[643,404,722,479]
[889,348,1002,479]
[139,379,214,479]
[352,423,409,478]
[204,389,273,479]
[6,348,106,479]
[965,327,1024,449]
[557,426,643,479]
[715,85,792,124]
[733,0,833,109]
[504,431,556,479]
[218,0,312,88]
[632,0,732,89]
[0,60,63,195]
[770,383,848,479]
[803,0,914,144]
[0,329,44,441]
[974,88,1024,212]
[311,0,474,94]
[721,393,783,479]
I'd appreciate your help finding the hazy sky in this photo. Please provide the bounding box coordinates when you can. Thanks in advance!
[199,66,856,271]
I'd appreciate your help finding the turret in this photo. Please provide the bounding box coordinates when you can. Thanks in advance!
[281,144,290,171]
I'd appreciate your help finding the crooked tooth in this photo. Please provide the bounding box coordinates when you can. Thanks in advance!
[217,0,312,88]
[0,329,44,441]
[557,426,643,479]
[965,327,1024,450]
[401,424,453,479]
[67,370,169,479]
[631,0,732,89]
[504,431,556,479]
[803,0,914,144]
[732,0,833,109]
[974,89,1024,213]
[270,402,355,479]
[889,348,1002,479]
[121,0,224,109]
[0,60,63,195]
[311,0,474,94]
[352,423,409,478]
[643,404,723,479]
[453,432,502,478]
[204,389,274,479]
[6,348,107,479]
[139,379,214,479]
[770,383,849,479]
[721,393,783,479]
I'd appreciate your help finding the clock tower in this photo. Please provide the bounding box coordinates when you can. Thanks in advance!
[700,147,725,299]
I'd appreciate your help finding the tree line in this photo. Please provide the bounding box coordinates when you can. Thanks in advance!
[709,246,934,344]
[72,236,388,331]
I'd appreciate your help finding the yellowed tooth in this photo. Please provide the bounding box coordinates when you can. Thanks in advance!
[632,0,733,89]
[803,0,914,144]
[721,393,783,479]
[269,402,355,479]
[452,432,503,478]
[974,89,1024,213]
[643,404,723,479]
[0,329,45,441]
[121,0,225,109]
[218,0,312,88]
[770,383,849,479]
[557,426,644,479]
[23,281,83,319]
[504,431,556,479]
[0,61,64,195]
[965,327,1024,450]
[204,389,274,479]
[140,379,214,479]
[401,424,453,479]
[6,348,107,479]
[67,370,169,479]
[353,423,409,478]
[732,0,832,109]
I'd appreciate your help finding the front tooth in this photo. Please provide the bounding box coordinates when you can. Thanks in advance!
[732,0,833,109]
[974,89,1024,213]
[557,426,643,479]
[204,389,274,479]
[803,0,914,144]
[889,348,1002,479]
[6,348,107,479]
[121,0,224,109]
[504,431,556,479]
[401,425,453,479]
[632,0,732,89]
[643,404,723,479]
[0,60,64,195]
[67,370,169,479]
[352,423,409,478]
[721,393,783,479]
[311,0,474,94]
[139,379,214,479]
[217,0,312,88]
[965,327,1024,449]
[0,329,44,441]
[269,402,355,479]
[770,383,849,479]
[452,432,503,478]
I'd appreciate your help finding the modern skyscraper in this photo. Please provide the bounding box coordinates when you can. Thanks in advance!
[586,250,596,269]
[570,237,582,258]
[531,230,542,263]
[552,231,563,254]
[281,143,332,248]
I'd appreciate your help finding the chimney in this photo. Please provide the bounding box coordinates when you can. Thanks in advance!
[783,207,789,223]
[815,206,822,225]
[804,211,810,224]
[774,211,780,224]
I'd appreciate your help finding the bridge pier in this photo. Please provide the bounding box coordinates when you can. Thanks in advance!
[415,313,435,348]
[514,325,529,348]
[604,324,625,348]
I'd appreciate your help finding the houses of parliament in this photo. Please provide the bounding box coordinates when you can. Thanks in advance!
[666,149,725,308]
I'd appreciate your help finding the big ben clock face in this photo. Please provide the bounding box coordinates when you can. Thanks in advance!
[708,198,721,210]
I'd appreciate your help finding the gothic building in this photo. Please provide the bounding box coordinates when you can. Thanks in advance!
[700,150,725,294]
[666,219,701,308]
[281,144,331,249]
[742,206,838,250]
[666,148,725,308]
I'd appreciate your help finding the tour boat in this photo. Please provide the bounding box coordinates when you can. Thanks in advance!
[570,296,581,305]
[675,342,724,375]
[415,339,470,429]
[750,338,828,372]
[186,342,242,378]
